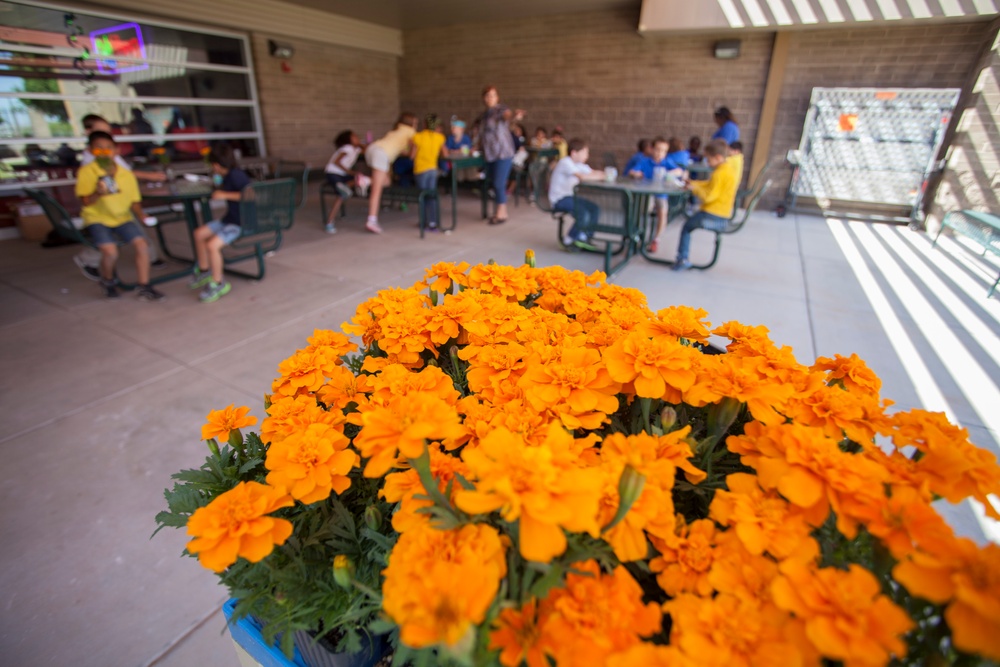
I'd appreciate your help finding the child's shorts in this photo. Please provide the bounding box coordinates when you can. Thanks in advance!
[364,144,390,172]
[207,220,242,245]
[87,221,143,246]
[325,173,351,187]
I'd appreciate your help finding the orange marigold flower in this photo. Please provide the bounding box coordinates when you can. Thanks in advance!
[784,382,887,444]
[650,518,717,597]
[667,592,814,667]
[376,309,433,366]
[890,409,1000,520]
[317,365,370,412]
[454,425,604,562]
[893,538,1000,660]
[726,421,889,538]
[771,561,913,667]
[354,393,466,477]
[364,363,460,408]
[538,560,661,666]
[260,394,344,444]
[596,430,701,561]
[380,444,471,532]
[853,484,955,559]
[607,643,692,667]
[519,344,621,430]
[382,523,506,649]
[811,353,881,398]
[641,305,711,344]
[684,355,794,425]
[272,349,331,398]
[426,294,483,346]
[303,328,358,358]
[460,342,528,404]
[201,404,257,441]
[710,473,819,562]
[603,331,697,401]
[467,263,538,301]
[422,261,470,293]
[489,599,548,667]
[264,423,357,504]
[185,481,293,572]
[706,529,780,600]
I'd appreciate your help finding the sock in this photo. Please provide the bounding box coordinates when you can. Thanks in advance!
[367,215,378,224]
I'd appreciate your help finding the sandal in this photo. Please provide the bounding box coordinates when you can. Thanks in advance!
[647,239,659,253]
[488,217,508,225]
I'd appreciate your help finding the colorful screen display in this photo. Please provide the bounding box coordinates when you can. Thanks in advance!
[90,22,148,74]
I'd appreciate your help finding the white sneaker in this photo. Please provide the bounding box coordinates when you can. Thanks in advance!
[325,222,337,234]
[365,219,383,234]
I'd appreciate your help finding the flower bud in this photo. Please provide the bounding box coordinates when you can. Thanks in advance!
[364,505,383,531]
[206,438,221,457]
[524,249,536,268]
[227,428,244,450]
[603,465,646,532]
[263,393,272,409]
[659,406,677,431]
[333,554,355,589]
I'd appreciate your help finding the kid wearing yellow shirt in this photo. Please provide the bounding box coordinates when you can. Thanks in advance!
[411,114,446,230]
[673,139,739,271]
[75,131,163,300]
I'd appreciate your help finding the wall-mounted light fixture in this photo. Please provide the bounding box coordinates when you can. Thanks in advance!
[268,39,294,59]
[713,40,741,59]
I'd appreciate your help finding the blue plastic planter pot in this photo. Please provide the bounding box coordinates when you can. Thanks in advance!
[223,599,386,667]
[223,599,305,667]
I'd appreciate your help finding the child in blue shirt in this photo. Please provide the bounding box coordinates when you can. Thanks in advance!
[624,139,653,177]
[712,107,740,144]
[665,137,691,170]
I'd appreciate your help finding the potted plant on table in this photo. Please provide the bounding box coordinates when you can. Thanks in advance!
[157,252,1000,667]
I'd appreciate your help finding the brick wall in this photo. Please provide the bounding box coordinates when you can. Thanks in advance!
[928,20,1000,227]
[766,21,992,209]
[250,33,400,169]
[400,9,774,179]
[400,11,990,210]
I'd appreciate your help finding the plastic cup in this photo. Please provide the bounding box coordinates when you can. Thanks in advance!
[143,216,158,227]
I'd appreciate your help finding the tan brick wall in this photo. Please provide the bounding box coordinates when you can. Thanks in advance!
[766,21,992,209]
[399,9,774,180]
[929,20,1000,228]
[400,12,990,210]
[250,33,400,169]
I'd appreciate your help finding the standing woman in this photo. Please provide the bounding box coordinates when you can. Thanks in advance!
[477,85,524,225]
[712,107,740,145]
[364,112,417,234]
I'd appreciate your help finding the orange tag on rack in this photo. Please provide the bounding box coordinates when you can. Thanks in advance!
[875,91,897,100]
[838,114,858,132]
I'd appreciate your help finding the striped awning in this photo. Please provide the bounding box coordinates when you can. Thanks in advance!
[639,0,998,33]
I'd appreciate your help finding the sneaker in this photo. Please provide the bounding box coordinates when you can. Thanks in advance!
[137,284,166,301]
[151,258,168,269]
[73,255,101,282]
[325,222,337,234]
[335,182,352,199]
[189,268,212,290]
[572,238,599,252]
[365,219,383,235]
[199,280,231,303]
[672,259,693,272]
[647,239,659,254]
[100,279,120,299]
[426,221,440,231]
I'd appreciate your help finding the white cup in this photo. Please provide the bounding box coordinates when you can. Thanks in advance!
[653,166,667,183]
[604,167,618,182]
[143,216,158,227]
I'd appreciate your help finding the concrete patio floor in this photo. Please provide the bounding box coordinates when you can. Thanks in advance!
[1,188,997,666]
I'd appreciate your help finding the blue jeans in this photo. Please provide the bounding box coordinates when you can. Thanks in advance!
[487,158,513,205]
[415,170,439,225]
[676,211,729,261]
[554,196,600,242]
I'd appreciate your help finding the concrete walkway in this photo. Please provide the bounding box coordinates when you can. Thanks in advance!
[1,190,997,666]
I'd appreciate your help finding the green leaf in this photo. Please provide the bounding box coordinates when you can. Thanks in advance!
[528,562,565,599]
[238,457,264,475]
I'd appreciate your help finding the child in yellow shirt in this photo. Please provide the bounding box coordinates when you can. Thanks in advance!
[673,139,739,271]
[411,114,446,230]
[75,131,163,300]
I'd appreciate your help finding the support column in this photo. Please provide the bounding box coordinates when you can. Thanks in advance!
[749,31,791,184]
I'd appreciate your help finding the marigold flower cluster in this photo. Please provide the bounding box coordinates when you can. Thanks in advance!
[181,259,1000,666]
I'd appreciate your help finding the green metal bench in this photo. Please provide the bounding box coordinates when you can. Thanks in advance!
[223,178,296,281]
[688,177,774,271]
[934,210,1000,297]
[380,186,441,238]
[272,160,311,210]
[23,188,190,287]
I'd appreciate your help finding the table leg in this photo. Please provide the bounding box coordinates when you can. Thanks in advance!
[640,193,684,267]
[149,200,200,285]
[449,168,460,232]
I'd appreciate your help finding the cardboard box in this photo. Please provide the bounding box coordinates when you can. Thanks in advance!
[14,202,52,242]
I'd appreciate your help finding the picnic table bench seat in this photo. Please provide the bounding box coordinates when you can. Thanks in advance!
[934,210,1000,297]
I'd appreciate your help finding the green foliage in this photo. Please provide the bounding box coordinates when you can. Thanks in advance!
[15,76,69,122]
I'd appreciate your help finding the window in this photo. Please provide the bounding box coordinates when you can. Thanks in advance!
[0,0,264,178]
